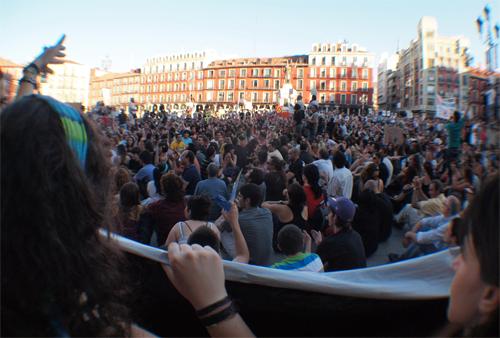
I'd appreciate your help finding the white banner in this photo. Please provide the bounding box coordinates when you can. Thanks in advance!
[435,94,455,120]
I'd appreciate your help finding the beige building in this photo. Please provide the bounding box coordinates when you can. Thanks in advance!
[396,17,470,113]
[39,60,90,109]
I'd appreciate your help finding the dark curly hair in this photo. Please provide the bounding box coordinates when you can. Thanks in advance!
[1,96,131,336]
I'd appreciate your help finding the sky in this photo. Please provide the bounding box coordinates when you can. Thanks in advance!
[1,0,498,72]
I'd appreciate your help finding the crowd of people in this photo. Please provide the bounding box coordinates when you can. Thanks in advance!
[2,37,499,337]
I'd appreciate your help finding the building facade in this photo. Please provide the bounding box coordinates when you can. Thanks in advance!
[394,17,470,113]
[0,57,23,105]
[89,69,141,110]
[377,53,399,111]
[307,42,375,113]
[37,60,90,108]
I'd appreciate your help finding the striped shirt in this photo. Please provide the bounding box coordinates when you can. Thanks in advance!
[271,253,324,272]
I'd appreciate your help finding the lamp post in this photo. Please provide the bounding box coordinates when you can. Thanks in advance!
[476,4,499,72]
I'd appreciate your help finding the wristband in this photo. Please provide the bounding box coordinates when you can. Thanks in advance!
[195,296,231,317]
[200,302,238,327]
[19,77,38,89]
[23,63,40,76]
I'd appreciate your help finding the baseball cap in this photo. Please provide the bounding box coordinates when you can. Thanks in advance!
[327,197,356,222]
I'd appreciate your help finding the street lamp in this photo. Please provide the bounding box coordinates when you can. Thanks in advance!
[476,3,499,72]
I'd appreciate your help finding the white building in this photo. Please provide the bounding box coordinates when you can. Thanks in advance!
[377,53,399,111]
[39,60,90,108]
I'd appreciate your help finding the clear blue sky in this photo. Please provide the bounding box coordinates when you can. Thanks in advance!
[1,0,498,71]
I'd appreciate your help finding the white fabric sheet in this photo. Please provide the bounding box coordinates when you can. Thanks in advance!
[99,229,455,300]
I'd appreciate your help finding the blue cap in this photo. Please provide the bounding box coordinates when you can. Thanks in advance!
[327,197,356,222]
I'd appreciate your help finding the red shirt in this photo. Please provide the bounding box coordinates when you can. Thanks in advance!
[146,199,185,245]
[304,185,323,218]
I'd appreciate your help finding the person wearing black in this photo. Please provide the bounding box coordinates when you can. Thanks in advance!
[311,197,366,272]
[264,157,287,202]
[234,135,249,169]
[286,147,304,185]
[351,189,380,257]
[293,103,305,137]
[373,152,389,187]
[299,141,314,165]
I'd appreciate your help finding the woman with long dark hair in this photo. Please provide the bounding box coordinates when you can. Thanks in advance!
[1,39,253,337]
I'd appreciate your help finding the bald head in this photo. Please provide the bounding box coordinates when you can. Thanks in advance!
[364,179,379,194]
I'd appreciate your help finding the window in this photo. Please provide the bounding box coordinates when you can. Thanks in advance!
[320,94,326,103]
[320,81,326,90]
[311,57,316,65]
[310,80,316,89]
[191,62,195,70]
[362,82,368,91]
[252,69,259,77]
[263,69,271,77]
[363,57,368,65]
[181,72,187,80]
[229,69,236,77]
[219,80,225,90]
[208,70,214,78]
[239,92,245,100]
[362,69,368,79]
[198,71,203,79]
[331,56,336,65]
[341,68,347,77]
[160,74,165,81]
[330,68,336,78]
[321,57,326,65]
[352,68,357,78]
[183,63,187,70]
[274,80,280,89]
[253,80,258,88]
[310,68,316,77]
[218,92,225,102]
[167,84,171,91]
[320,68,326,78]
[228,92,234,101]
[169,64,173,71]
[240,69,247,77]
[189,72,194,80]
[274,69,280,77]
[297,79,303,90]
[182,83,186,91]
[351,94,357,104]
[353,56,357,64]
[341,94,346,104]
[252,92,258,101]
[341,81,347,91]
[207,80,214,89]
[197,82,203,90]
[206,92,213,101]
[298,69,304,78]
[264,79,270,88]
[264,92,270,102]
[329,81,336,90]
[167,73,172,81]
[228,79,235,89]
[219,70,226,77]
[351,82,358,91]
[239,79,245,89]
[342,56,347,65]
[329,94,335,103]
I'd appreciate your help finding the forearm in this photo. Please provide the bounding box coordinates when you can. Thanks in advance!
[231,221,249,263]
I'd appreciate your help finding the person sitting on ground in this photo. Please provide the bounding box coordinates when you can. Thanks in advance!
[327,150,353,199]
[194,163,228,221]
[311,197,366,272]
[143,173,186,245]
[394,179,446,231]
[141,167,163,206]
[218,183,273,266]
[389,195,461,262]
[112,182,143,241]
[179,150,201,196]
[271,225,323,272]
[264,156,287,202]
[313,148,334,189]
[187,203,249,264]
[133,150,155,183]
[364,179,394,242]
[166,195,220,246]
[262,183,308,251]
[302,164,325,231]
[351,188,380,257]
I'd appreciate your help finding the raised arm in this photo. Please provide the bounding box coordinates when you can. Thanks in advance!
[17,35,66,99]
[222,203,249,264]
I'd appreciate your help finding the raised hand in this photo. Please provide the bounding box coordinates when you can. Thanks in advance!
[33,34,66,74]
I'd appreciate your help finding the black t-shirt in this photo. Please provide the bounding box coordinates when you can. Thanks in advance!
[294,110,305,124]
[235,145,249,169]
[264,171,287,202]
[375,193,393,242]
[316,227,367,272]
[300,151,314,165]
[288,158,304,185]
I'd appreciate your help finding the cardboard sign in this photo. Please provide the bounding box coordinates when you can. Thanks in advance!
[384,125,405,145]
